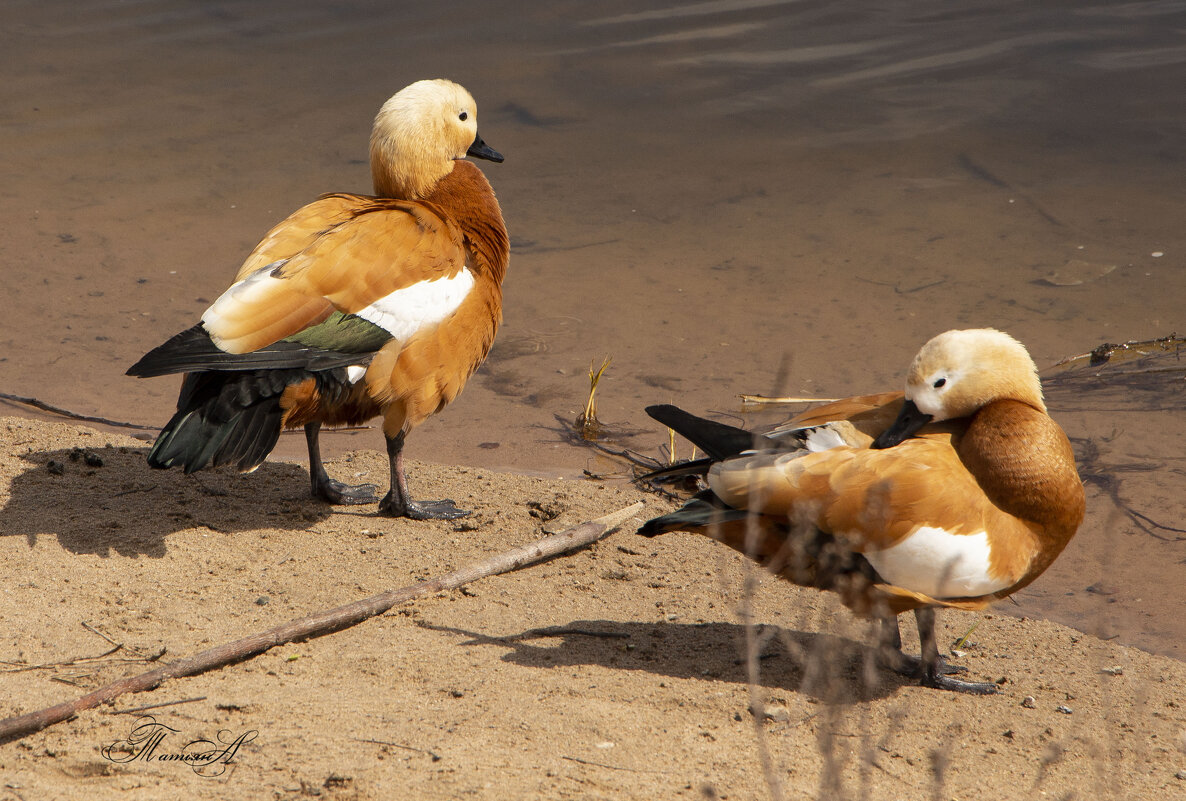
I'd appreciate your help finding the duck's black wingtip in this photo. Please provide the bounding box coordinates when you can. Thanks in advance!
[644,404,755,462]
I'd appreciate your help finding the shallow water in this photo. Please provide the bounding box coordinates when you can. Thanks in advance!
[3,0,1185,658]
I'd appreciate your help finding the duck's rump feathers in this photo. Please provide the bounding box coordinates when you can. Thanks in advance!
[148,366,354,474]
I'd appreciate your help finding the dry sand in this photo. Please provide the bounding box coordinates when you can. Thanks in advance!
[2,416,1184,800]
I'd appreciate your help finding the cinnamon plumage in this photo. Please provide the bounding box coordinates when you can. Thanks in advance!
[128,79,508,519]
[640,329,1085,693]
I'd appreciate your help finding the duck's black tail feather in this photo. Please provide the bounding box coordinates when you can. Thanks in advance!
[148,368,345,473]
[134,325,360,474]
[640,456,716,482]
[127,324,368,377]
[644,404,757,462]
[637,489,749,537]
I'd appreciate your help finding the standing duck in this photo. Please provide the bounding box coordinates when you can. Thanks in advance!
[127,79,509,519]
[640,329,1086,693]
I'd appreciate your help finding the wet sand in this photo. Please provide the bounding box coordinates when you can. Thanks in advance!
[2,0,1185,794]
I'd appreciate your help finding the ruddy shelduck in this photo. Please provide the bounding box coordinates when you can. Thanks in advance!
[640,329,1085,693]
[128,79,509,519]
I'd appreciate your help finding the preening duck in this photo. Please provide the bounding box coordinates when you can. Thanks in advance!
[127,79,509,519]
[640,329,1085,693]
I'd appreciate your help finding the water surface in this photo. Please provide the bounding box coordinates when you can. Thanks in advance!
[3,0,1184,658]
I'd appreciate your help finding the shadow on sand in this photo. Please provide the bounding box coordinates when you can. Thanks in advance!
[0,444,338,558]
[419,618,929,704]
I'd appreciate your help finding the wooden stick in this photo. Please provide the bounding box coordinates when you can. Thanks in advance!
[0,502,644,745]
[738,394,839,406]
[0,392,158,431]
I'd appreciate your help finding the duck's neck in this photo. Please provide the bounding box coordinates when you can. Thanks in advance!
[959,399,1085,583]
[420,161,509,285]
[371,143,451,200]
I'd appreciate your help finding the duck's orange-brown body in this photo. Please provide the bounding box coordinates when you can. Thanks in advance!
[698,396,1084,618]
[264,161,509,438]
[128,79,509,519]
[640,329,1086,692]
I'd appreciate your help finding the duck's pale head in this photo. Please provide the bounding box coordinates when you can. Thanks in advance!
[873,328,1045,448]
[906,328,1044,420]
[369,79,502,199]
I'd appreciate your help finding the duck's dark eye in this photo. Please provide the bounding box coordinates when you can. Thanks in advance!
[458,111,469,121]
[933,378,947,389]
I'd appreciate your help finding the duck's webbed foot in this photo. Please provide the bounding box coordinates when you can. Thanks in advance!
[379,493,469,520]
[377,430,470,520]
[306,423,379,505]
[879,611,999,695]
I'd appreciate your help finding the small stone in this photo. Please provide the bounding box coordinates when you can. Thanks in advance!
[84,452,104,467]
[449,688,464,698]
[1021,696,1037,709]
[1101,666,1124,676]
[1056,705,1073,715]
[47,460,65,475]
[254,596,270,606]
[1175,769,1186,780]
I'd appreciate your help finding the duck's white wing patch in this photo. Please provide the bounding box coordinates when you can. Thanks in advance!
[345,365,368,383]
[801,424,850,452]
[863,527,1008,598]
[354,268,474,341]
[201,261,288,333]
[765,420,864,452]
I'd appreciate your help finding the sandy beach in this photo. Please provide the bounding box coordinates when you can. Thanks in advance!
[1,416,1184,799]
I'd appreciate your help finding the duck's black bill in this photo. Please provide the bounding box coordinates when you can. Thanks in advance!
[871,399,933,449]
[467,133,503,163]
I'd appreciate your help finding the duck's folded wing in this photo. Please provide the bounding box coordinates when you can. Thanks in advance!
[707,439,1040,599]
[233,193,367,282]
[773,391,904,438]
[203,196,468,355]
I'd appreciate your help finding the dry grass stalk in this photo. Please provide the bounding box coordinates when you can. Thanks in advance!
[575,355,612,440]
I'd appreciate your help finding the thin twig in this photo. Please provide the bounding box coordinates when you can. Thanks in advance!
[0,503,643,745]
[561,754,669,773]
[522,627,630,639]
[110,696,207,715]
[0,391,375,436]
[0,392,157,430]
[112,485,157,498]
[352,737,441,761]
[1,645,123,673]
[739,395,840,406]
[81,621,123,649]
